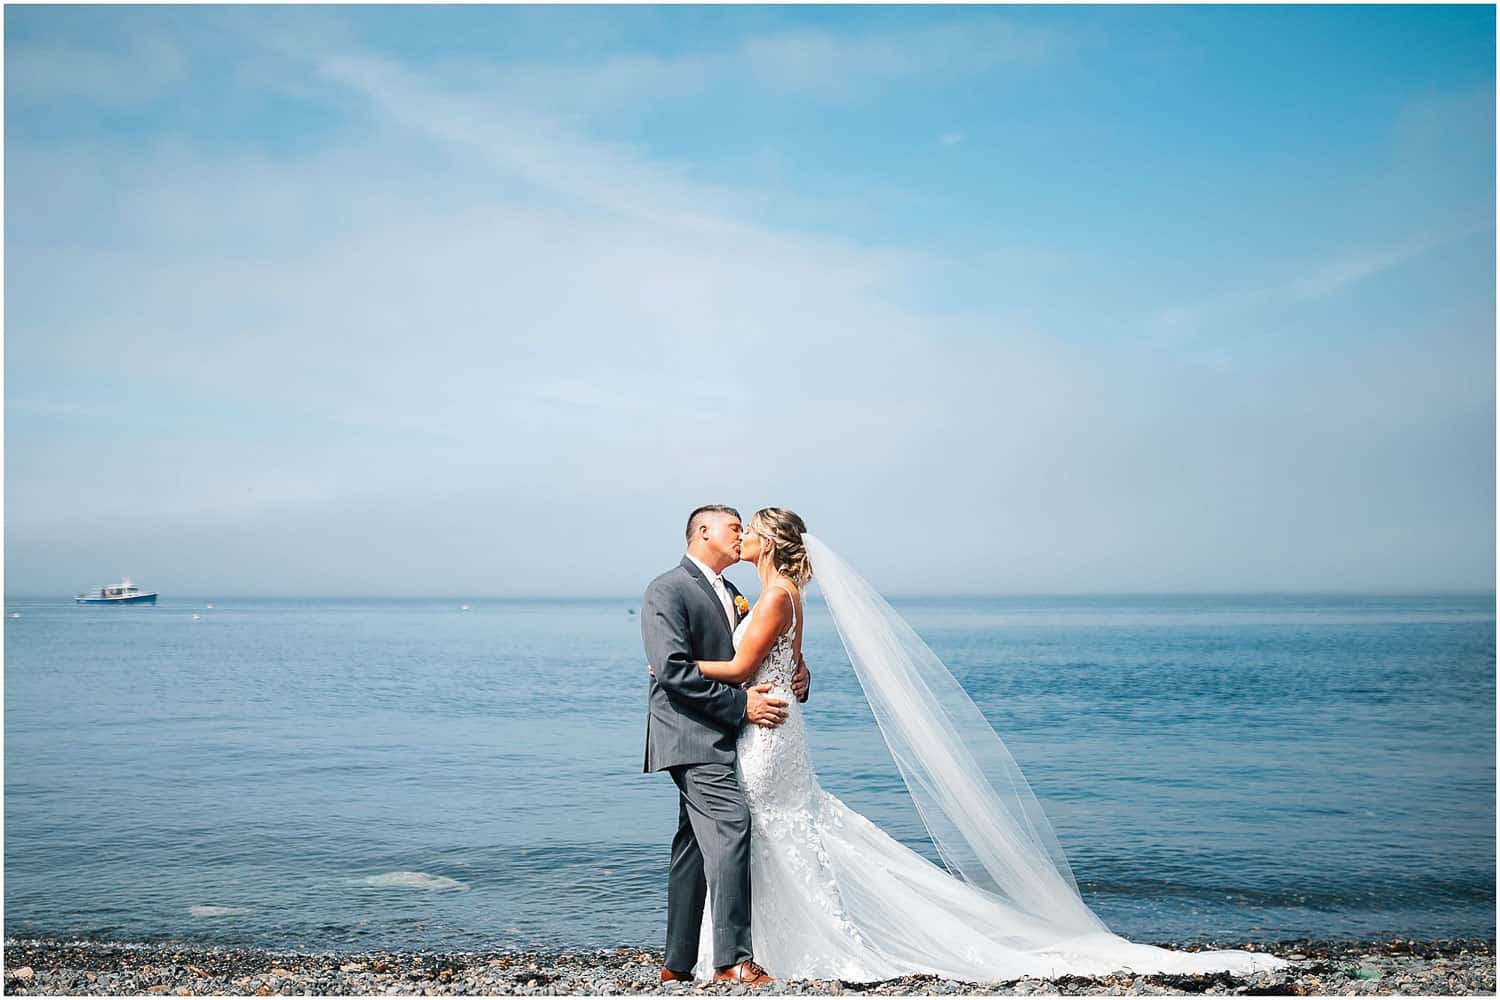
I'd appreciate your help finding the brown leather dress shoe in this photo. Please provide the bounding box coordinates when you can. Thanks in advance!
[660,967,693,983]
[713,961,772,986]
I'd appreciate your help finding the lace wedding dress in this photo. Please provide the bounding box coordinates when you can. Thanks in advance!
[691,575,1287,983]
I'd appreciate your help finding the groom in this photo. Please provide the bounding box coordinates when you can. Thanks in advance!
[642,504,810,986]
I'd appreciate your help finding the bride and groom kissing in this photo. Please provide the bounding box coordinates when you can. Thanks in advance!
[641,504,1288,986]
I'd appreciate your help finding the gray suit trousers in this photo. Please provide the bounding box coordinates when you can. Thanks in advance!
[665,761,753,972]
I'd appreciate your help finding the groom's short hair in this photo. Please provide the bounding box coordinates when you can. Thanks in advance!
[686,504,741,541]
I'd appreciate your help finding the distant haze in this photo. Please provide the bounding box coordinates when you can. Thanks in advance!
[5,6,1494,598]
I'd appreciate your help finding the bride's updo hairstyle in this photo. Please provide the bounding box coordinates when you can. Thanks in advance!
[749,507,813,588]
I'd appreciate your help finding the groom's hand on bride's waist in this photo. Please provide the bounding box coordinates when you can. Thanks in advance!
[745,683,789,728]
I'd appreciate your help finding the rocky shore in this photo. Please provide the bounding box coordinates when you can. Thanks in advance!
[4,939,1494,996]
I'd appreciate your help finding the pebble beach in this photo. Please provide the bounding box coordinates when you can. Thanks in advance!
[4,938,1494,996]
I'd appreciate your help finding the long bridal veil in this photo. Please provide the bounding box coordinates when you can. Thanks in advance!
[802,533,1108,935]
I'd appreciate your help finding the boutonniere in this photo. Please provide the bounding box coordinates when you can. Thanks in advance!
[734,595,750,617]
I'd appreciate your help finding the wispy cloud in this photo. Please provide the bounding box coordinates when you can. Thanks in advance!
[410,15,1058,115]
[1146,225,1485,350]
[1287,239,1443,302]
[303,47,756,235]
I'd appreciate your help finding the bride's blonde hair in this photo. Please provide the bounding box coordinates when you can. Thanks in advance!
[749,508,813,587]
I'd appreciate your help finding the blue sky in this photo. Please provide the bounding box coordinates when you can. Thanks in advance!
[5,5,1495,596]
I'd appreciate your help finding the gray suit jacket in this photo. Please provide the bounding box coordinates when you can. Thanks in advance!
[642,556,749,773]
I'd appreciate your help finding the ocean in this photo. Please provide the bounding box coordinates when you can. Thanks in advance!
[4,592,1494,953]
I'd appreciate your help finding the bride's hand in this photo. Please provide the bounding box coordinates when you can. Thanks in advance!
[745,683,789,728]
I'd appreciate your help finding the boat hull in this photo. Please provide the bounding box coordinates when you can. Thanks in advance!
[76,593,158,605]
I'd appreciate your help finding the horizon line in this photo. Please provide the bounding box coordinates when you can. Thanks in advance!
[8,589,1496,601]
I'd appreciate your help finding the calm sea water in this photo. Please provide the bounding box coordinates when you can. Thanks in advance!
[4,593,1494,952]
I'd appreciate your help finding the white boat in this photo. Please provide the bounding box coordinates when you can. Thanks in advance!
[76,578,158,605]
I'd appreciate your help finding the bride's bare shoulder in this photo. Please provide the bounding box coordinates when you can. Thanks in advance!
[756,583,794,615]
[757,579,801,629]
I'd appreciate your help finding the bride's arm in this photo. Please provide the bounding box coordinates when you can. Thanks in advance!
[696,588,793,685]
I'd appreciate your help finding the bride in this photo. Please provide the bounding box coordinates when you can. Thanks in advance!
[686,507,1287,984]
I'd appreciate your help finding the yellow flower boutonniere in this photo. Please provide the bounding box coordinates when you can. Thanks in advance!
[734,595,750,617]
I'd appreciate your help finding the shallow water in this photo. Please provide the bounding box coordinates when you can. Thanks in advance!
[4,592,1493,952]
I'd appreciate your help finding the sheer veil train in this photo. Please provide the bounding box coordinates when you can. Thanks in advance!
[796,532,1287,977]
[801,533,1104,934]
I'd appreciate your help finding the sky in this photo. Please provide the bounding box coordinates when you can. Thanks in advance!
[5,5,1495,597]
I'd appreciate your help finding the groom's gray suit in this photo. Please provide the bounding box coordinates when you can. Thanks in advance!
[642,556,753,973]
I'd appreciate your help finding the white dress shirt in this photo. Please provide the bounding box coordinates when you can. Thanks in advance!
[685,552,737,629]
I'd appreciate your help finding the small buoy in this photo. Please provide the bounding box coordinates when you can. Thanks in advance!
[628,608,637,616]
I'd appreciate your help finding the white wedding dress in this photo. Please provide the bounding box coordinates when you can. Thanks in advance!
[691,558,1287,984]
